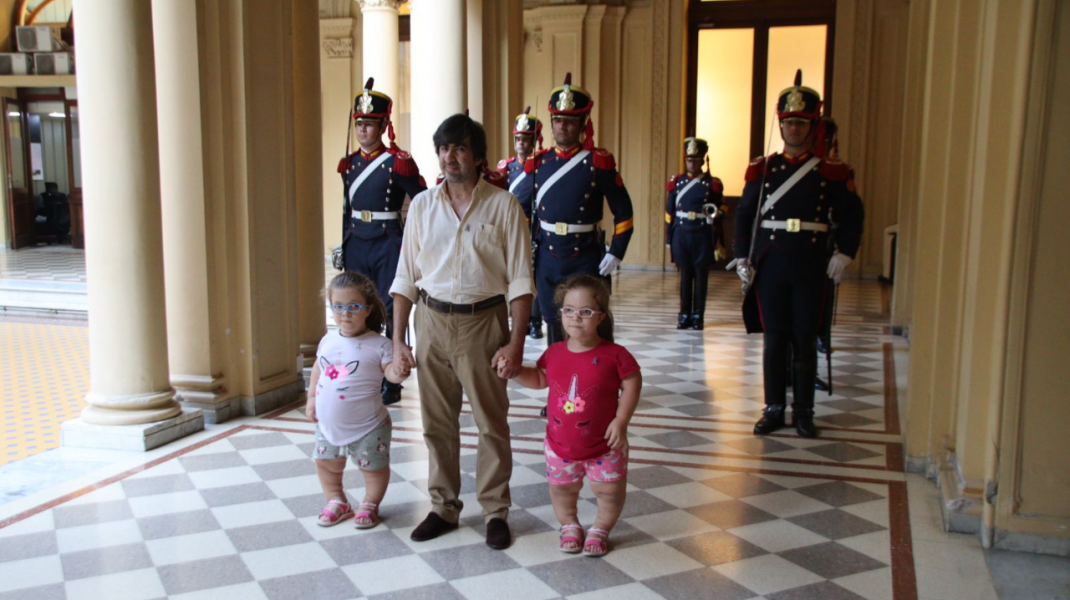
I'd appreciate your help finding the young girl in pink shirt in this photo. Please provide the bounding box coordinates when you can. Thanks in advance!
[498,274,642,557]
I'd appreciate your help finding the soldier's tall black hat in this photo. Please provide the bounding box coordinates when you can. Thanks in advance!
[352,77,398,149]
[683,137,709,158]
[548,73,597,150]
[513,106,543,149]
[776,69,822,120]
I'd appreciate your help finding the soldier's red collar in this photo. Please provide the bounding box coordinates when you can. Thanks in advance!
[360,145,385,160]
[782,151,811,165]
[554,145,581,159]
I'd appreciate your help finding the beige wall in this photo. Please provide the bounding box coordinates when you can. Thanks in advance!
[894,0,1070,553]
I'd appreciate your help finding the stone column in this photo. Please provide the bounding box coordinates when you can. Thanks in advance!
[294,1,326,368]
[151,0,236,423]
[359,0,401,103]
[65,0,202,448]
[466,0,484,122]
[409,0,466,174]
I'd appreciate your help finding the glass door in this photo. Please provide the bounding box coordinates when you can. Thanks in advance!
[3,98,34,249]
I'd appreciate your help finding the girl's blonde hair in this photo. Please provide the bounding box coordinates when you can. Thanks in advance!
[326,271,387,334]
[554,274,615,342]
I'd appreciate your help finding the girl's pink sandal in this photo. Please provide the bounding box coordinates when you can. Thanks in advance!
[583,527,609,557]
[354,502,380,529]
[558,523,585,554]
[316,499,353,527]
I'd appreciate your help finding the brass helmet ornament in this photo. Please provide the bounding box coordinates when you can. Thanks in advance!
[776,70,828,156]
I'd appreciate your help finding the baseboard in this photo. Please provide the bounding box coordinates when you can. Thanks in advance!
[937,453,983,535]
[240,379,305,416]
[993,529,1070,557]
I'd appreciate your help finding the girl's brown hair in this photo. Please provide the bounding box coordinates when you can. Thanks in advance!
[554,274,615,342]
[326,271,387,334]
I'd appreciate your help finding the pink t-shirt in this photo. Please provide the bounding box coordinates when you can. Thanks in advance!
[314,329,392,446]
[536,340,641,461]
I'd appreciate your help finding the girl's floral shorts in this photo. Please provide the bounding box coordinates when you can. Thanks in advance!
[544,439,628,486]
[313,418,391,471]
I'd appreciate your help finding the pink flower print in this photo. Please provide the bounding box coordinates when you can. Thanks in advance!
[572,398,586,413]
[358,458,370,468]
[325,365,340,380]
[376,442,387,453]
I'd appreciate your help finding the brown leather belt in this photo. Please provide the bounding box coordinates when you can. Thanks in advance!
[418,290,505,315]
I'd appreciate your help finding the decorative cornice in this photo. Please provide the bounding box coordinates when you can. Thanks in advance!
[358,0,402,10]
[319,0,351,19]
[320,17,355,39]
[323,38,354,58]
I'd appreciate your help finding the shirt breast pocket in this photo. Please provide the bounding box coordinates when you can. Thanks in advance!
[465,222,505,289]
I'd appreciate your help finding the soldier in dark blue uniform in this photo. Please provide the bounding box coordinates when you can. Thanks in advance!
[729,71,864,438]
[337,78,426,404]
[498,107,544,338]
[524,73,635,346]
[665,137,724,330]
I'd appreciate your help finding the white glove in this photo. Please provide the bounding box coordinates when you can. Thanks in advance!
[599,253,622,276]
[726,258,752,287]
[826,253,852,283]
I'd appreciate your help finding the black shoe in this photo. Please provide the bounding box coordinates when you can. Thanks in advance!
[528,318,544,339]
[690,313,704,330]
[817,337,829,354]
[539,406,547,417]
[381,379,402,406]
[676,313,691,330]
[753,404,786,435]
[815,377,830,392]
[410,512,458,542]
[485,517,511,550]
[792,408,818,438]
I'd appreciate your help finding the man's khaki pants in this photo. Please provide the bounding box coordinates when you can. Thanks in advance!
[414,299,513,523]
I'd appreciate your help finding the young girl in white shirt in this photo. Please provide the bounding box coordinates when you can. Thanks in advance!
[306,272,412,528]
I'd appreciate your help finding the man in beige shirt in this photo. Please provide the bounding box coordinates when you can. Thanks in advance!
[390,113,534,550]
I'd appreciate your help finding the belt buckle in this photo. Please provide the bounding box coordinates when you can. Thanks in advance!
[786,218,801,233]
[360,210,372,222]
[555,222,568,235]
[687,211,697,220]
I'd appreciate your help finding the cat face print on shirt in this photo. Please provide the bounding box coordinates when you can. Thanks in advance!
[318,356,360,401]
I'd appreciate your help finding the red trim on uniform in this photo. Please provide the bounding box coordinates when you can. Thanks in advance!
[710,177,724,193]
[389,148,419,177]
[337,156,348,174]
[755,289,766,330]
[554,146,581,159]
[819,158,852,180]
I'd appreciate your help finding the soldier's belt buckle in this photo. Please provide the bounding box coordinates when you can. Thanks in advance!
[360,210,373,223]
[555,222,569,235]
[786,218,801,233]
[687,211,697,220]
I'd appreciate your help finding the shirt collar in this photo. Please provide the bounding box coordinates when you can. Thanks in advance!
[782,150,811,165]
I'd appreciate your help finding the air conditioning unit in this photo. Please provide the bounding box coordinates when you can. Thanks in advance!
[34,53,73,76]
[15,25,64,53]
[0,53,33,75]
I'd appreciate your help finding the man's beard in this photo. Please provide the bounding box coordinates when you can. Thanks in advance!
[443,165,474,184]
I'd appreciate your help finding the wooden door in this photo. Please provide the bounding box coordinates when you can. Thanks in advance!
[4,98,34,249]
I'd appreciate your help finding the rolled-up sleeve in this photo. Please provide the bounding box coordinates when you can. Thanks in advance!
[503,195,535,303]
[389,194,423,303]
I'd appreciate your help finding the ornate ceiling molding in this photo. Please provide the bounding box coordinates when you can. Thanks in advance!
[322,38,354,58]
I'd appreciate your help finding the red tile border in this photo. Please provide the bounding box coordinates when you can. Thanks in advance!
[889,480,920,600]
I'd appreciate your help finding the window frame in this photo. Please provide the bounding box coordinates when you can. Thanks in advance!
[686,0,837,162]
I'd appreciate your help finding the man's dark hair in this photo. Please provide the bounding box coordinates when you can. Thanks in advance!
[433,113,487,161]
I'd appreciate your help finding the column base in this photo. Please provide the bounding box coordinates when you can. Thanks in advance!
[241,379,305,416]
[61,407,205,452]
[180,397,242,425]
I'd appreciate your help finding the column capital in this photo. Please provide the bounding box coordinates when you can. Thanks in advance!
[358,0,402,11]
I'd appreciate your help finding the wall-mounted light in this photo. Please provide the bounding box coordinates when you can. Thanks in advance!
[48,112,65,118]
[7,111,19,117]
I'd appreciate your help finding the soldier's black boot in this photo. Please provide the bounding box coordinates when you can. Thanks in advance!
[677,313,691,329]
[815,377,830,392]
[754,404,786,435]
[792,407,817,438]
[791,333,819,438]
[381,378,402,406]
[690,313,704,330]
[528,317,544,339]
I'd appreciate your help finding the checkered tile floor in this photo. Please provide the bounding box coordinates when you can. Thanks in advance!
[0,247,87,283]
[0,271,915,600]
